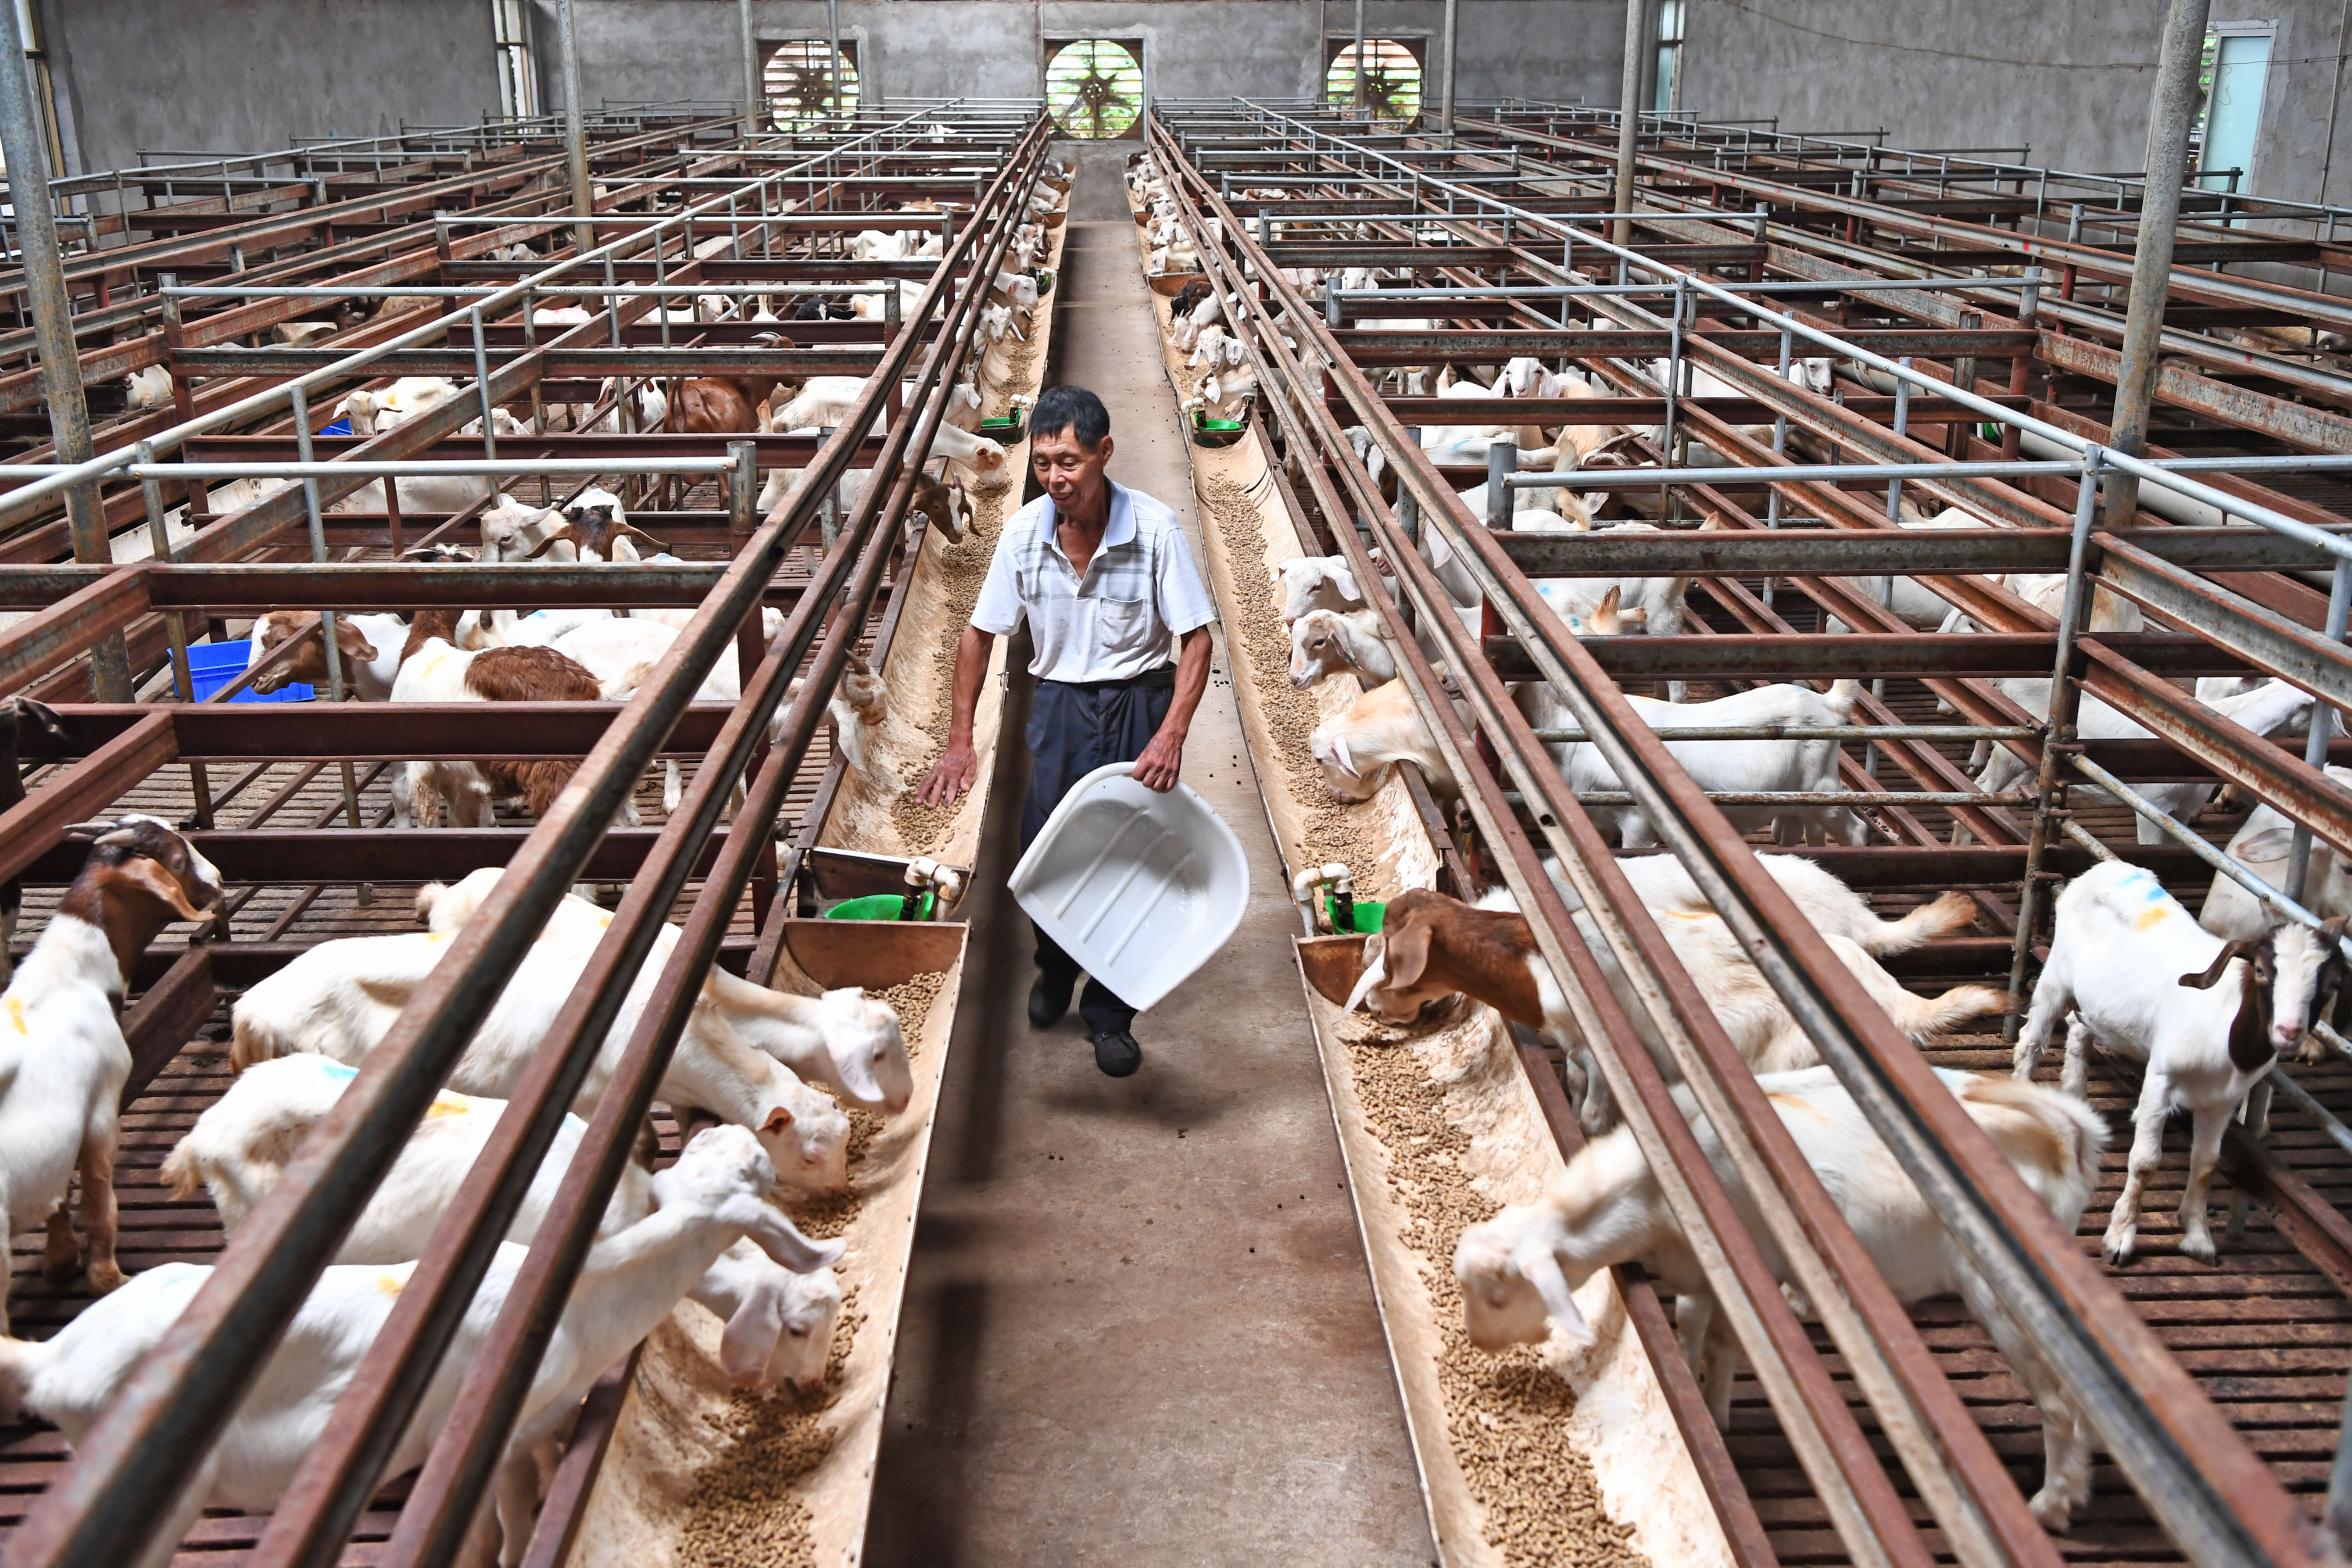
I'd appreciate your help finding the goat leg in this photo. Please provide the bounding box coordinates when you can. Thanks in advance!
[2176,1102,2231,1265]
[40,1204,76,1284]
[78,1133,123,1292]
[2104,1094,2171,1266]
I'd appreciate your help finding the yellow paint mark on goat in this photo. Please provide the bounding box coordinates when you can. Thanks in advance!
[426,1093,474,1118]
[376,1271,406,1297]
[1765,1091,1830,1124]
[2135,903,2171,931]
[6,998,26,1035]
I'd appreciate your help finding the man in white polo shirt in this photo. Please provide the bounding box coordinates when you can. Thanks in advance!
[916,385,1217,1077]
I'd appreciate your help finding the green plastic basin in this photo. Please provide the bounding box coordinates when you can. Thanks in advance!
[825,891,934,922]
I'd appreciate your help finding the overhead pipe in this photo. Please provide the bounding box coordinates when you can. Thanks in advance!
[0,1,127,700]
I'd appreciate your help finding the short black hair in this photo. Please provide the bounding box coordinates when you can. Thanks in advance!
[1030,385,1111,448]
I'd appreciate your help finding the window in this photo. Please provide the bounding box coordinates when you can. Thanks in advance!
[1325,39,1423,126]
[1654,0,1686,115]
[764,39,859,131]
[2192,23,2273,193]
[491,0,536,120]
[1046,39,1143,140]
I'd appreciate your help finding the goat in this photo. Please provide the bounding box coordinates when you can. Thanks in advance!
[1453,1065,2104,1530]
[825,652,931,798]
[0,817,222,1334]
[244,610,409,701]
[165,1053,843,1393]
[1276,555,1363,624]
[1308,680,1456,801]
[1518,678,1869,848]
[2198,768,2352,941]
[1357,886,2005,1132]
[389,608,610,828]
[1289,608,1394,690]
[2,1125,839,1568]
[2015,860,2350,1263]
[1976,680,2313,846]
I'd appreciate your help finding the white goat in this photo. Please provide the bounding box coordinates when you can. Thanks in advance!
[2014,860,2348,1264]
[164,1054,843,1393]
[2199,768,2352,941]
[0,818,222,1334]
[1453,1066,2104,1530]
[1976,680,2313,846]
[1275,555,1363,624]
[0,1125,839,1568]
[1518,680,1869,848]
[1308,680,1456,800]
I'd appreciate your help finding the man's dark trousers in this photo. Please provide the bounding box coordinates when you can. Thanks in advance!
[1020,668,1176,1037]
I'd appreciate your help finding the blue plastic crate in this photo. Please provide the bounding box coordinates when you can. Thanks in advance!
[184,640,312,704]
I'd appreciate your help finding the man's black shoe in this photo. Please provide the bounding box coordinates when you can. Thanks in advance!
[1091,1027,1143,1078]
[1029,973,1074,1029]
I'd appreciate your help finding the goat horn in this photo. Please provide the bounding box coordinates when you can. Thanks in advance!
[59,819,123,840]
[2180,940,2259,990]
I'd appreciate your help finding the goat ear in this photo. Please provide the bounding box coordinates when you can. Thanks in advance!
[2181,940,2257,990]
[717,1278,786,1386]
[1514,1242,1594,1346]
[333,619,379,663]
[2234,828,2299,863]
[114,855,211,922]
[1385,920,1434,991]
[520,525,576,560]
[1342,938,1387,1014]
[13,697,65,742]
[761,1106,794,1136]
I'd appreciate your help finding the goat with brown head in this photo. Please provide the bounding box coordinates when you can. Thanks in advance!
[55,816,223,1000]
[1344,889,1550,1032]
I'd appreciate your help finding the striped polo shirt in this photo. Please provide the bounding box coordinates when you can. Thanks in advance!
[970,480,1218,683]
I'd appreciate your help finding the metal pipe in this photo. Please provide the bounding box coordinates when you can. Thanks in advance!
[2289,559,2352,902]
[737,0,761,139]
[1613,0,1643,249]
[2101,0,2213,530]
[557,0,594,255]
[1440,0,1458,135]
[0,0,127,701]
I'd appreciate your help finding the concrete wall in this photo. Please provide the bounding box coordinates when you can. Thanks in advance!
[37,0,502,177]
[1676,0,2352,209]
[547,0,1628,125]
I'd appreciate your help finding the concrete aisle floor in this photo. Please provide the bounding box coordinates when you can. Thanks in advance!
[864,143,1435,1567]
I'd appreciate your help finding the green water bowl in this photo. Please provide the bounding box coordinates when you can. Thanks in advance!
[824,891,935,922]
[980,415,1025,443]
[1190,411,1246,449]
[1324,894,1386,935]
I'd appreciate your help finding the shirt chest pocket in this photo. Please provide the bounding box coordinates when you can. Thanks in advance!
[1091,591,1153,653]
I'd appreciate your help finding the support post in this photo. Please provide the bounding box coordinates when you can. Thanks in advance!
[738,0,761,139]
[2103,0,2212,530]
[135,442,210,828]
[2006,451,2103,1038]
[0,4,129,699]
[1440,0,1458,134]
[827,0,844,119]
[557,0,593,256]
[1353,0,1367,115]
[1613,0,1644,248]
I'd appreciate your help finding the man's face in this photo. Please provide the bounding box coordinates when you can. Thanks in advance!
[1032,426,1113,512]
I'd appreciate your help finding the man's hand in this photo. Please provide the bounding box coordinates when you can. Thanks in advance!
[1131,726,1184,792]
[918,738,979,808]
